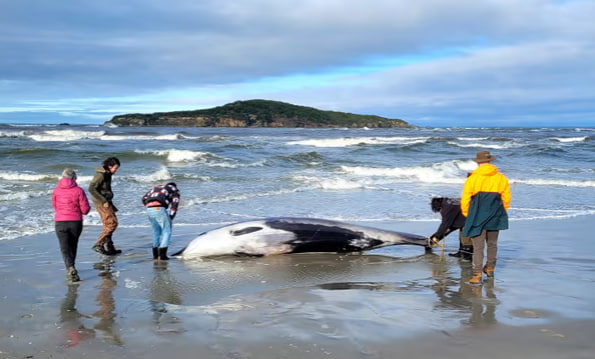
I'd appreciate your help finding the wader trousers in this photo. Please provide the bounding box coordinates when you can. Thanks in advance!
[94,204,118,247]
[470,229,499,273]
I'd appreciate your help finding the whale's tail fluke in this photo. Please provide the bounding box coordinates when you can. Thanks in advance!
[400,233,431,247]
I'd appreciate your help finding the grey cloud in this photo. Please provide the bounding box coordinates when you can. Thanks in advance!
[1,1,560,86]
[0,0,594,126]
[273,40,595,126]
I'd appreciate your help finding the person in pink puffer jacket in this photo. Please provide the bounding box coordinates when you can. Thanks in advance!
[52,168,91,283]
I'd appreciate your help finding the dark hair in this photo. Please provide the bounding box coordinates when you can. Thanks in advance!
[431,197,444,213]
[102,157,120,169]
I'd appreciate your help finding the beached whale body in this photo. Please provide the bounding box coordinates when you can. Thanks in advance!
[173,217,430,259]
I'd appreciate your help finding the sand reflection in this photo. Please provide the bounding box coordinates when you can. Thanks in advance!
[149,261,185,333]
[427,252,499,328]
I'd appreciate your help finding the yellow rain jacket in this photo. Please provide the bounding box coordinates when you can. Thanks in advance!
[461,163,511,237]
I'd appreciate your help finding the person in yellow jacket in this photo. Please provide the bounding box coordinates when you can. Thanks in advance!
[461,151,511,285]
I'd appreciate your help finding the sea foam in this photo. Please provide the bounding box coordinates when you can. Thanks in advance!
[287,136,429,147]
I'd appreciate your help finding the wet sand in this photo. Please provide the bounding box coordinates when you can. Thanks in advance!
[1,216,594,359]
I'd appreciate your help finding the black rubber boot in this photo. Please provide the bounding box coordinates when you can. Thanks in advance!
[158,247,169,260]
[93,243,108,255]
[461,245,474,261]
[448,243,464,257]
[104,241,122,255]
[67,266,80,282]
[152,247,159,260]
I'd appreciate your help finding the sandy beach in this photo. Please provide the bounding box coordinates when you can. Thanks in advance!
[1,215,594,359]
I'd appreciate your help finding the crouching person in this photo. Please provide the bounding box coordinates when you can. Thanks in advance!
[141,183,180,260]
[429,197,473,260]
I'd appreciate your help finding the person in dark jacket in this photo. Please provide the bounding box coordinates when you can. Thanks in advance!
[461,151,511,285]
[52,168,91,282]
[141,182,180,260]
[89,157,121,255]
[429,197,473,260]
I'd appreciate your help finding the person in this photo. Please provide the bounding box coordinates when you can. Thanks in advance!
[429,197,473,260]
[461,151,511,285]
[89,157,121,255]
[141,182,180,260]
[52,168,91,282]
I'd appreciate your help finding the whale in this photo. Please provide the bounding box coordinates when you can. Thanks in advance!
[173,217,430,259]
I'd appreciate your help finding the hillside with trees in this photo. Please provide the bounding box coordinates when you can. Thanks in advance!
[104,100,414,128]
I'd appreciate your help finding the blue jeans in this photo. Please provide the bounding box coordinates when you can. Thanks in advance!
[146,207,172,248]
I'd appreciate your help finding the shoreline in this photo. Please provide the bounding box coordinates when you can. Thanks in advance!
[1,215,594,358]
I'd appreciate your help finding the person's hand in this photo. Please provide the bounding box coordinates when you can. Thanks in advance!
[429,237,440,247]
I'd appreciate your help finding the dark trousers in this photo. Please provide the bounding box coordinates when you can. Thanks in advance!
[55,221,83,268]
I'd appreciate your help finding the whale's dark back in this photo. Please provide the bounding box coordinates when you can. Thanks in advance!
[266,219,383,253]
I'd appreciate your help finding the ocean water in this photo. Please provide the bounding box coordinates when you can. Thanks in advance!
[2,124,595,357]
[0,124,594,243]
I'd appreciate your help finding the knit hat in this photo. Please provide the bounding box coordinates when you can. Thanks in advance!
[61,168,77,180]
[472,151,495,163]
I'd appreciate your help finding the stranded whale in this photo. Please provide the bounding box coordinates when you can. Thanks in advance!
[173,217,430,259]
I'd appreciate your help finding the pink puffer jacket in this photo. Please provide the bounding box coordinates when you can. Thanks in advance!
[52,178,91,221]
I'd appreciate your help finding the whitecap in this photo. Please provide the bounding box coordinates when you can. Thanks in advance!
[184,188,298,206]
[511,178,595,188]
[0,130,28,138]
[456,137,489,141]
[447,141,520,149]
[339,160,470,184]
[28,129,106,142]
[103,134,181,141]
[287,136,429,148]
[0,171,56,182]
[292,176,366,190]
[165,149,213,162]
[136,149,229,165]
[549,136,589,143]
[0,189,51,202]
[126,167,173,183]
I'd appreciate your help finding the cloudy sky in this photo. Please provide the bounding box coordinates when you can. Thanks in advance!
[1,0,594,127]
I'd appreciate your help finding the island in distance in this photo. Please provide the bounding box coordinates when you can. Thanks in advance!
[104,99,415,128]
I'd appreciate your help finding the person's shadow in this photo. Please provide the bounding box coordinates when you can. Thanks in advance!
[93,259,124,346]
[60,284,95,348]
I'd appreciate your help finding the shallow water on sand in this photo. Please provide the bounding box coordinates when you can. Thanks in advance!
[1,216,594,358]
[1,125,594,357]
